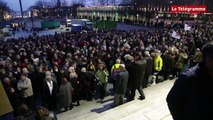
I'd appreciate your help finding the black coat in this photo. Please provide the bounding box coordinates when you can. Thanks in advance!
[125,60,134,88]
[162,53,174,72]
[166,62,213,120]
[42,80,58,101]
[127,59,147,89]
[145,56,154,78]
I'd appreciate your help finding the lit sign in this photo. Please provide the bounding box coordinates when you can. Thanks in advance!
[170,6,207,13]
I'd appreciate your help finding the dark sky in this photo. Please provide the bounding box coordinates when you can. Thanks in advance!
[5,0,74,11]
[5,0,37,11]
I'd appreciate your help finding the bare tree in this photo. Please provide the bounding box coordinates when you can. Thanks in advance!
[34,0,45,8]
[0,0,10,20]
[0,0,10,11]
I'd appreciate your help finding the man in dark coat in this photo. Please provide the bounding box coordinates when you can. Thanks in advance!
[126,52,147,101]
[166,41,213,120]
[162,49,175,80]
[42,75,58,111]
[143,51,154,88]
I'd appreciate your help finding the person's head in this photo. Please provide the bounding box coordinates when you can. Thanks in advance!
[68,67,75,73]
[195,48,200,53]
[119,64,126,71]
[98,64,104,70]
[124,54,133,62]
[62,77,68,84]
[3,77,10,85]
[35,106,50,120]
[22,68,29,75]
[81,67,86,72]
[135,52,143,60]
[202,41,213,76]
[45,71,51,76]
[20,73,27,81]
[144,51,150,57]
[45,75,52,82]
[115,58,121,64]
[16,104,29,117]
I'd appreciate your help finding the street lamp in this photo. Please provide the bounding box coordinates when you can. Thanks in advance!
[19,0,24,18]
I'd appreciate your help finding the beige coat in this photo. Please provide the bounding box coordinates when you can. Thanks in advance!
[17,77,33,98]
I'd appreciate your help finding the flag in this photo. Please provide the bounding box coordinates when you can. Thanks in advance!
[184,23,191,31]
[172,31,181,39]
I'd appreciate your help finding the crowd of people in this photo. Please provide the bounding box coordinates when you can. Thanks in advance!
[0,21,212,120]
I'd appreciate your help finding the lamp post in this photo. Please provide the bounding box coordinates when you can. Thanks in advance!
[19,0,24,18]
[170,0,173,23]
[31,10,34,34]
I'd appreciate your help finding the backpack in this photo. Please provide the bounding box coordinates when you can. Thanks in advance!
[111,66,119,80]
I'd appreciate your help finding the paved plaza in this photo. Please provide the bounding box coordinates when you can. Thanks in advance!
[57,80,175,120]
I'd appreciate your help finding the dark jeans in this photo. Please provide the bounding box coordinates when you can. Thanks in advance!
[99,83,107,99]
[127,86,145,101]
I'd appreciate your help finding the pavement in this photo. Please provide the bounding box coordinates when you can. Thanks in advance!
[116,23,153,31]
[3,28,66,40]
[57,80,175,120]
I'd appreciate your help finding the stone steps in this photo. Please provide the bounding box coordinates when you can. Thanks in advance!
[57,80,175,120]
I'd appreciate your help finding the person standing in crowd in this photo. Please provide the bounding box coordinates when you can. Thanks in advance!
[153,50,163,83]
[110,58,121,94]
[17,73,34,110]
[167,41,213,120]
[126,53,147,101]
[29,67,44,109]
[68,67,80,106]
[42,75,58,111]
[113,64,129,107]
[58,77,73,112]
[191,48,202,67]
[143,51,154,88]
[162,48,175,81]
[78,67,92,101]
[124,54,134,101]
[175,48,188,76]
[95,64,109,100]
[3,77,22,115]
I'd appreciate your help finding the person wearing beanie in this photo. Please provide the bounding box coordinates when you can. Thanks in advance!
[167,41,213,120]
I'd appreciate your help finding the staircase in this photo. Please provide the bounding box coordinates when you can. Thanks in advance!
[57,80,175,120]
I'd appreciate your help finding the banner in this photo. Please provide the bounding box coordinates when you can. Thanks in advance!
[184,24,191,31]
[170,5,207,13]
[172,31,181,39]
[0,80,13,116]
